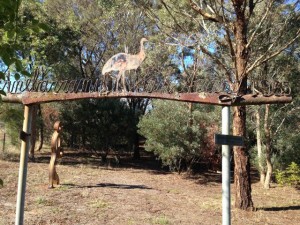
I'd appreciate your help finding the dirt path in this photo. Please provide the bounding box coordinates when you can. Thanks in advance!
[0,158,299,225]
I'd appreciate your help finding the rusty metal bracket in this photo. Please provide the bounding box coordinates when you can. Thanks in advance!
[218,94,233,103]
[49,121,63,189]
[19,131,31,142]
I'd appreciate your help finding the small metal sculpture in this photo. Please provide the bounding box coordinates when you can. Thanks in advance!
[102,38,148,91]
[49,121,63,188]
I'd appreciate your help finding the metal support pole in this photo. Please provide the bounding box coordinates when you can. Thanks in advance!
[222,106,231,225]
[15,105,32,225]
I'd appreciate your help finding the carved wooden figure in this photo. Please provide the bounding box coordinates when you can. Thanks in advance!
[49,121,63,188]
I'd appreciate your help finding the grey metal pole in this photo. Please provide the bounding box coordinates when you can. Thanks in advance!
[222,106,231,225]
[15,105,32,225]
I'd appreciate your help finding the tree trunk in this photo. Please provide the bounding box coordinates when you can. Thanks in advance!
[255,108,265,185]
[264,104,272,189]
[133,133,140,160]
[37,105,44,151]
[29,105,38,160]
[232,4,254,210]
[233,106,253,210]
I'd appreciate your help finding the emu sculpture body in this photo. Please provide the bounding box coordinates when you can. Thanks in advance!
[102,38,148,91]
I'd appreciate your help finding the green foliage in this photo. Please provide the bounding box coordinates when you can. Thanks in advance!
[138,100,212,172]
[61,99,136,153]
[151,215,170,225]
[276,133,300,167]
[0,104,23,145]
[250,144,266,172]
[0,0,49,79]
[275,162,300,186]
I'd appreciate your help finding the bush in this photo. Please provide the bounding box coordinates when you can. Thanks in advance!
[61,99,136,154]
[0,104,23,145]
[275,162,300,186]
[138,100,213,172]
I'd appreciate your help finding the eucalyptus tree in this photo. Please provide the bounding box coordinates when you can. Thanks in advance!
[243,2,300,189]
[250,45,300,188]
[137,0,300,210]
[40,0,175,156]
[0,0,51,80]
[0,0,56,158]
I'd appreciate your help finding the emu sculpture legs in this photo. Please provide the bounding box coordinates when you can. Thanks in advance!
[116,70,127,92]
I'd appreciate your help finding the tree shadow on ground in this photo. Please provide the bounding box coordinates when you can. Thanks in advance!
[60,182,152,190]
[185,171,226,184]
[32,149,171,174]
[258,205,300,211]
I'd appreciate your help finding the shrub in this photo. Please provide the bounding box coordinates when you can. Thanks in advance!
[275,162,300,186]
[138,100,213,172]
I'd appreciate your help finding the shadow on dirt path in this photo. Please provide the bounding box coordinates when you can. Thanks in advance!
[258,205,300,211]
[60,182,153,190]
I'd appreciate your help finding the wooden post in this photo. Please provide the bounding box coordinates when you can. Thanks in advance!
[15,105,33,225]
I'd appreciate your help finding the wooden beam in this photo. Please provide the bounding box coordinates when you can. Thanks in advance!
[1,92,292,106]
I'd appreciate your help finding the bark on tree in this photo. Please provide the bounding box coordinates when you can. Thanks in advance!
[37,105,44,151]
[187,0,255,210]
[233,106,253,210]
[133,135,140,160]
[232,1,254,210]
[264,104,272,189]
[255,108,265,185]
[29,105,38,160]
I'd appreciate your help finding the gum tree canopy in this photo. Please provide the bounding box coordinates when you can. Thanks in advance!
[137,0,299,210]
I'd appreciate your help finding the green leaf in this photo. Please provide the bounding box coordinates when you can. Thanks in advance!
[32,26,40,33]
[3,21,15,30]
[7,29,16,39]
[1,53,14,66]
[14,73,20,80]
[0,72,5,79]
[38,22,50,32]
[15,60,23,72]
[0,90,6,96]
[0,45,14,67]
[32,19,39,25]
[21,70,31,77]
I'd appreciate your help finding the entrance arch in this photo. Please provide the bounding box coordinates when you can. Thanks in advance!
[0,76,292,225]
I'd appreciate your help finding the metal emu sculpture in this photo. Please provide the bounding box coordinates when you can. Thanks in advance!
[102,38,148,91]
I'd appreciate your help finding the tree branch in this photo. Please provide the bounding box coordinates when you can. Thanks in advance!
[247,29,300,74]
[199,45,232,85]
[188,0,223,23]
[247,0,274,48]
[271,105,300,138]
[160,0,188,33]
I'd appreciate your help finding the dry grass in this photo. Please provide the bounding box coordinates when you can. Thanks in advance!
[0,149,299,225]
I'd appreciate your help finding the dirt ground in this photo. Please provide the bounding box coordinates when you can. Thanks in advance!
[0,149,299,225]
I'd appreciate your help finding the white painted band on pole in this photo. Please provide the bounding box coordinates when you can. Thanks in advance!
[222,106,231,225]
